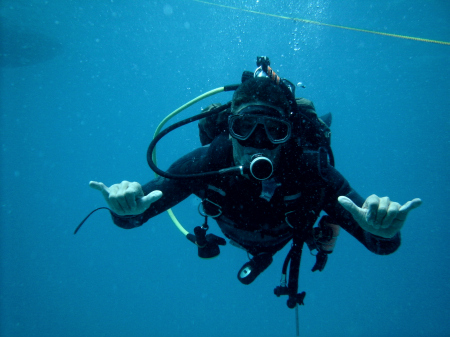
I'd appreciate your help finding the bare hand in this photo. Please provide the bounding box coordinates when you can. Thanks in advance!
[89,180,162,216]
[338,194,422,238]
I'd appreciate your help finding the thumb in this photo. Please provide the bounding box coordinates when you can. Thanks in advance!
[89,181,110,198]
[338,196,365,219]
[137,190,163,210]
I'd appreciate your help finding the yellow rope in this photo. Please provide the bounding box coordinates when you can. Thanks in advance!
[193,0,450,46]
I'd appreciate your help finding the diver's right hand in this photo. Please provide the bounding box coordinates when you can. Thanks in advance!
[89,181,163,216]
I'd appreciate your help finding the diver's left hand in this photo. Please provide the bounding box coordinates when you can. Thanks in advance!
[338,195,422,238]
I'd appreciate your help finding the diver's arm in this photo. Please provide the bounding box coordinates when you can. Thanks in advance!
[322,168,403,255]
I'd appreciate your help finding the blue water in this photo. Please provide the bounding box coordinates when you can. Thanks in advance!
[1,1,449,336]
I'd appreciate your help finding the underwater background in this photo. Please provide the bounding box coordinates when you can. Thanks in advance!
[1,1,449,336]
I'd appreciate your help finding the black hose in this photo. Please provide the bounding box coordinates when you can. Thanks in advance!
[146,102,242,180]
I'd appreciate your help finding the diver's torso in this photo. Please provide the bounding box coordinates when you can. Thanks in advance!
[181,137,326,252]
[200,172,324,252]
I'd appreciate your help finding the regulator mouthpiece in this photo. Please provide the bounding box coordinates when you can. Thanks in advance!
[249,154,273,180]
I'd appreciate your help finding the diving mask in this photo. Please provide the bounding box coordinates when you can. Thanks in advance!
[228,105,292,145]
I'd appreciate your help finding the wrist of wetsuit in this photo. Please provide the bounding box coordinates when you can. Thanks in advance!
[111,211,144,229]
[364,230,401,255]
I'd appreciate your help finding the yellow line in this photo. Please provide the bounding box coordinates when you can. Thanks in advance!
[193,0,450,46]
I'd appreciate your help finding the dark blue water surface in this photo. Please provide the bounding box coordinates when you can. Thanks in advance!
[1,1,449,336]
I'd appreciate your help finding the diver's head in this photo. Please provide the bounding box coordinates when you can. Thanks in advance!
[229,77,293,179]
[231,77,291,114]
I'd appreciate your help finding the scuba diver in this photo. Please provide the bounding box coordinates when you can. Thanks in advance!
[85,56,422,308]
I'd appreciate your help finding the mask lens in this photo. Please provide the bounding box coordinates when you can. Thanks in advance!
[264,118,290,142]
[230,115,258,139]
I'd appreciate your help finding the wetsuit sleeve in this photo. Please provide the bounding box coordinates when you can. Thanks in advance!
[322,167,401,255]
[111,147,209,229]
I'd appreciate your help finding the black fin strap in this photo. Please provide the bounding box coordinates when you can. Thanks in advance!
[73,207,112,234]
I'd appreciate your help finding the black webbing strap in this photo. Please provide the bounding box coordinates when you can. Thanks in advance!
[286,234,306,308]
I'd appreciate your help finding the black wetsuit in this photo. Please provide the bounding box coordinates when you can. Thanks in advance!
[113,135,400,256]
